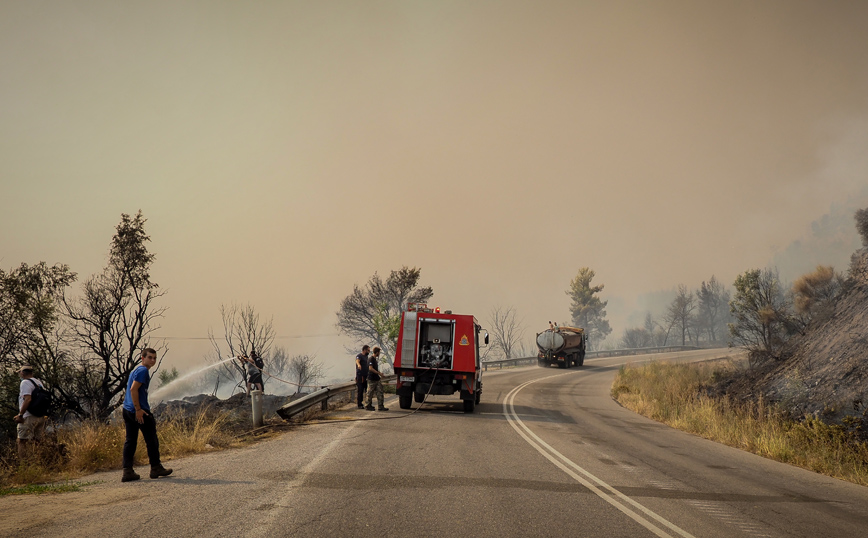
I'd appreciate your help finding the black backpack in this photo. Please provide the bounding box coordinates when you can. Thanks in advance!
[252,354,264,370]
[26,379,52,417]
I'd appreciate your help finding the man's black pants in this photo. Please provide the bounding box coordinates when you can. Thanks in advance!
[122,409,161,468]
[356,378,368,407]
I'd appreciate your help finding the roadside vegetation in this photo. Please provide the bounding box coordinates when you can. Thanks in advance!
[0,406,249,490]
[0,391,355,492]
[612,360,868,486]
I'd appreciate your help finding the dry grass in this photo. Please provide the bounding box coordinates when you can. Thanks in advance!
[0,406,249,489]
[611,360,868,486]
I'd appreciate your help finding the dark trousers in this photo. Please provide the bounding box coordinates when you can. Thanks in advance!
[122,409,161,468]
[356,378,368,406]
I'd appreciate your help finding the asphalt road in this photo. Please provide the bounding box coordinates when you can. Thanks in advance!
[3,348,868,537]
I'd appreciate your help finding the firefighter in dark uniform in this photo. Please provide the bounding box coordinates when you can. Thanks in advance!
[364,347,388,411]
[355,345,370,409]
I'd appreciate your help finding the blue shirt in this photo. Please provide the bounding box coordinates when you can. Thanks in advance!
[123,365,151,412]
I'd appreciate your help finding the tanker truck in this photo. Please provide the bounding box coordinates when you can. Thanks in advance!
[536,325,586,368]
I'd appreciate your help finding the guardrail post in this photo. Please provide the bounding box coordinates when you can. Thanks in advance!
[320,387,329,411]
[251,389,264,427]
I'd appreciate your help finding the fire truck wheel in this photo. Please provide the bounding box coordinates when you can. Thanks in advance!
[399,395,412,409]
[414,392,425,403]
[475,391,481,405]
[558,359,567,369]
[537,359,546,368]
[463,399,475,413]
[578,353,585,366]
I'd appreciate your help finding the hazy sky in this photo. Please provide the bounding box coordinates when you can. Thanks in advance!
[2,1,868,379]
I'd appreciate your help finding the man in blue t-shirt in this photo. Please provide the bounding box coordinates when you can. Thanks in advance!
[121,348,173,482]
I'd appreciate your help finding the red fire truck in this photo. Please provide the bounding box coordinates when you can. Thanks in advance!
[393,303,488,413]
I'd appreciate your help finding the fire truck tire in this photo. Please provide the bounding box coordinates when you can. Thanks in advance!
[537,359,547,367]
[578,352,585,366]
[414,392,425,403]
[475,391,481,405]
[558,359,567,369]
[463,399,475,413]
[399,395,412,409]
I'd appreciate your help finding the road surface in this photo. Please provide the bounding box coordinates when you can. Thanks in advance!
[3,348,867,537]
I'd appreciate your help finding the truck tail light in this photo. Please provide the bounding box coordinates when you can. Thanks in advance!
[454,374,466,380]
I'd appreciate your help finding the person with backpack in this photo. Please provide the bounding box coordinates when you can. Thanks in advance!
[13,365,48,459]
[250,350,265,391]
[238,354,263,392]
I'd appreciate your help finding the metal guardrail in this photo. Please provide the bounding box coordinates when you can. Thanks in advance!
[276,374,397,420]
[482,345,699,371]
[276,345,701,419]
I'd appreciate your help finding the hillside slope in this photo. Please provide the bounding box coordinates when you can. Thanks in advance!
[724,249,868,425]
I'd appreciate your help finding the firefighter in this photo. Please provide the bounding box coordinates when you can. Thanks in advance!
[355,345,370,409]
[364,347,388,411]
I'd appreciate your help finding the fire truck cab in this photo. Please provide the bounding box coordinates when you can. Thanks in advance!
[394,303,488,413]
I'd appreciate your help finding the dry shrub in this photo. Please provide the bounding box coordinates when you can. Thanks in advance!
[157,407,237,458]
[792,265,843,316]
[1,405,245,488]
[59,420,124,473]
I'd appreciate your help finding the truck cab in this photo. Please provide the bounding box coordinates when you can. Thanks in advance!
[393,303,487,413]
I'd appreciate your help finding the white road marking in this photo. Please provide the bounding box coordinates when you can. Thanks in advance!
[504,373,696,538]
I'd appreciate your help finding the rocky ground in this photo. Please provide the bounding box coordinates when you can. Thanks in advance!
[718,248,868,432]
[152,392,295,422]
[150,388,358,426]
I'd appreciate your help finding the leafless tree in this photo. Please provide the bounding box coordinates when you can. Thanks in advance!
[336,266,433,367]
[663,285,696,346]
[64,212,167,419]
[488,306,526,359]
[207,303,275,395]
[643,312,668,346]
[266,345,292,381]
[287,354,327,394]
[695,276,731,344]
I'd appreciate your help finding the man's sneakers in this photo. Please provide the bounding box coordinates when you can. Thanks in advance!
[121,468,140,482]
[150,464,173,479]
[364,405,389,411]
[357,404,364,409]
[364,405,375,411]
[377,406,389,411]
